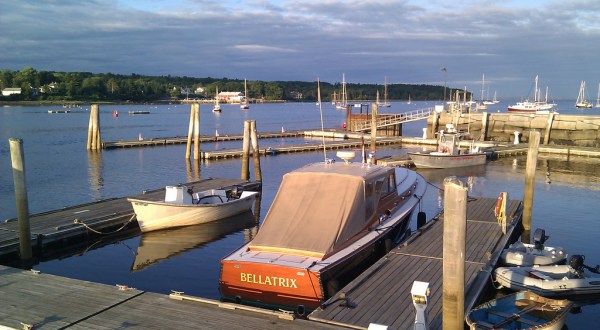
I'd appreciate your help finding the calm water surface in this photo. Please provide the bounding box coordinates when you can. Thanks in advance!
[1,100,599,328]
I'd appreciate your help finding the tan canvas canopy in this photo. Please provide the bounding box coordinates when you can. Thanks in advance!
[248,163,392,258]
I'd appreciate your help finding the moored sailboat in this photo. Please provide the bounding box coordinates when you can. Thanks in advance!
[576,80,593,108]
[213,86,222,112]
[240,79,250,110]
[508,75,556,113]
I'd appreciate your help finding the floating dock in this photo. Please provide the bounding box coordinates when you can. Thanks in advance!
[309,197,523,329]
[0,178,260,261]
[0,265,339,330]
[0,196,522,329]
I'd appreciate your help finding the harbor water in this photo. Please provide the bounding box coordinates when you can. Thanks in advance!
[1,100,600,328]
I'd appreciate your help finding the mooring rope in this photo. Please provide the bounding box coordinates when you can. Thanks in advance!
[73,214,136,235]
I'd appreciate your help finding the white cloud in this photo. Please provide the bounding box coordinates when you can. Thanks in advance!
[1,0,599,97]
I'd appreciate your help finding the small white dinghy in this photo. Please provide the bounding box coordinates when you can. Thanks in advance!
[128,185,259,232]
[494,255,600,297]
[501,229,567,266]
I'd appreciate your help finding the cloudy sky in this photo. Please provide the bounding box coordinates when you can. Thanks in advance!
[2,0,599,98]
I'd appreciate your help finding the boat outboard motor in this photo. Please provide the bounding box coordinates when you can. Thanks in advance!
[569,255,585,277]
[228,185,243,199]
[533,228,548,250]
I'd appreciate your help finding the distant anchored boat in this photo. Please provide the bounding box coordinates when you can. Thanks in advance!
[219,151,426,314]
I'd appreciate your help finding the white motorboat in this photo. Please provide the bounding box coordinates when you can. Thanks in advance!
[494,255,600,297]
[501,229,568,266]
[128,185,258,232]
[466,290,573,330]
[408,126,487,169]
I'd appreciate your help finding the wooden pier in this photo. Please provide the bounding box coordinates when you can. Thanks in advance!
[1,189,523,328]
[309,197,523,329]
[0,178,260,261]
[101,130,305,149]
[0,265,340,330]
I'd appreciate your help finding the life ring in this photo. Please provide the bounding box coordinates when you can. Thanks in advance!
[495,192,506,218]
[440,146,450,153]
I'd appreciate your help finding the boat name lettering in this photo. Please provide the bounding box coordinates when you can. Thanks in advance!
[240,273,298,288]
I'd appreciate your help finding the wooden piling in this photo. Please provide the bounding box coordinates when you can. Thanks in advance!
[523,130,540,235]
[250,120,262,182]
[9,138,32,261]
[185,104,201,160]
[442,176,467,330]
[185,104,195,159]
[544,112,555,145]
[481,112,489,141]
[87,104,101,150]
[193,104,200,160]
[370,103,378,153]
[241,120,251,180]
[430,112,440,138]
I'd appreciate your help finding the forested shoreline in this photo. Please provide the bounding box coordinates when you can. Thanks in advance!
[0,67,459,104]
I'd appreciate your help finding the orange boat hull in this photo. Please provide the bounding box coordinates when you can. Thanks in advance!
[220,260,324,311]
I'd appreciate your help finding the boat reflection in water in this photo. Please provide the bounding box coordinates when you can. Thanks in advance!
[131,211,257,272]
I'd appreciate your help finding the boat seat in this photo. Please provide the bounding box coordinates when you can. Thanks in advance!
[486,305,542,327]
[195,194,225,205]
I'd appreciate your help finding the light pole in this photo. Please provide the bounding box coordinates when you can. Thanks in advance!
[441,67,447,106]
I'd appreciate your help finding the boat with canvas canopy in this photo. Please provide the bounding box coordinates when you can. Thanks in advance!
[219,151,426,314]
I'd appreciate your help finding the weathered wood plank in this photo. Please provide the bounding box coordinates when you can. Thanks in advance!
[309,197,523,330]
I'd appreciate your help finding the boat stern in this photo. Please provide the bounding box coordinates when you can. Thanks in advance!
[220,253,324,313]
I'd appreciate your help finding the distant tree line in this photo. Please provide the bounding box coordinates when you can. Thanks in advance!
[0,67,465,103]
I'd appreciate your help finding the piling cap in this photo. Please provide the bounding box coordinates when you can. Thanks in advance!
[443,176,468,189]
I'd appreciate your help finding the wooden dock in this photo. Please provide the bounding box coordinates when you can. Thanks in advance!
[101,130,305,149]
[0,178,260,261]
[308,197,523,330]
[0,265,341,330]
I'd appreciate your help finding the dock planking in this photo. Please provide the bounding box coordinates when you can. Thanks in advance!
[309,197,523,330]
[101,130,305,149]
[0,265,341,330]
[0,178,260,261]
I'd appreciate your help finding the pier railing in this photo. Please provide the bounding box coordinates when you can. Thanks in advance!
[352,107,434,132]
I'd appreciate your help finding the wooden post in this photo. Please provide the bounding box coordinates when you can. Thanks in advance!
[9,138,32,261]
[442,176,467,330]
[523,130,540,236]
[544,112,555,145]
[241,120,251,180]
[87,104,101,150]
[370,103,378,153]
[250,120,262,182]
[185,104,195,159]
[87,105,94,150]
[193,104,200,160]
[481,112,489,141]
[346,105,352,131]
[430,112,440,138]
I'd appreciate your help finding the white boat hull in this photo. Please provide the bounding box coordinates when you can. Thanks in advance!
[494,265,600,296]
[408,152,486,169]
[466,290,572,330]
[501,242,567,266]
[129,191,258,232]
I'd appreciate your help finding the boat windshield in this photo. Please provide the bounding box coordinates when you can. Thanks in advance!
[248,164,390,258]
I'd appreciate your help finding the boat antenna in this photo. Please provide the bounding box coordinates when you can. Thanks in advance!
[317,78,328,163]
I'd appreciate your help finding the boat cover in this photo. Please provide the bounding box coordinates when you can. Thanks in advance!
[249,163,391,258]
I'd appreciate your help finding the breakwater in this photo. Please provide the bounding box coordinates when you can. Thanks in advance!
[429,111,600,147]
